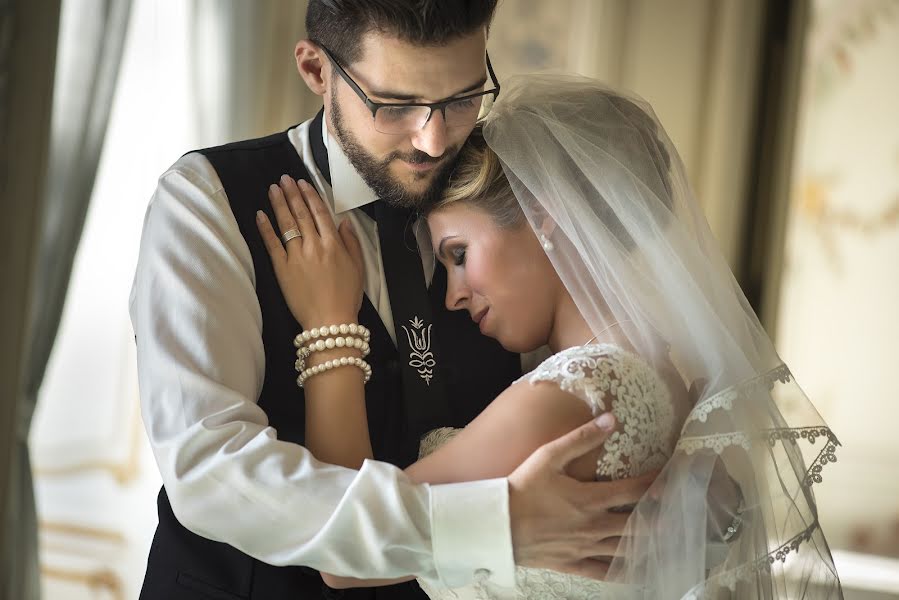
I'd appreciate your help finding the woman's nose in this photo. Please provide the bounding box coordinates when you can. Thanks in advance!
[445,275,469,311]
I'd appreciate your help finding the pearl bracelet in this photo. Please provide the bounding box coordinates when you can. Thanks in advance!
[297,335,371,357]
[294,336,371,373]
[294,323,370,348]
[296,355,372,388]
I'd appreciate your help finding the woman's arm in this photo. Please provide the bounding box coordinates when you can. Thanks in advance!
[256,176,375,469]
[300,343,372,469]
[406,380,601,484]
[321,380,615,589]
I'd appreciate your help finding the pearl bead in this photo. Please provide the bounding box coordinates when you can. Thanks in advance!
[325,338,335,349]
[338,324,348,334]
[315,340,325,351]
[335,337,345,348]
[328,324,338,335]
[349,324,358,334]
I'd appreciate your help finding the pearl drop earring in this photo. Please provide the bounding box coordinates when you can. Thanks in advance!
[540,234,554,252]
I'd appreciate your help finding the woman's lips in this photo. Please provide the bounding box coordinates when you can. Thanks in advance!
[473,308,490,334]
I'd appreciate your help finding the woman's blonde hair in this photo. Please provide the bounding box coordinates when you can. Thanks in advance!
[428,124,525,229]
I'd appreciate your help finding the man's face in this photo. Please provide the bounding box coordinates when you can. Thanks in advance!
[324,30,489,209]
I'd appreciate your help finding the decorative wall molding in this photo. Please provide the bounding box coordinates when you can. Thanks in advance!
[32,398,142,485]
[40,564,123,600]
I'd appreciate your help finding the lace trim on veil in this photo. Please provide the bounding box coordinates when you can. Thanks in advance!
[681,364,793,427]
[682,518,825,599]
[671,365,840,595]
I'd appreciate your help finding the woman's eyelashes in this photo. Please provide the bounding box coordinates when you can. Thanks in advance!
[450,246,467,266]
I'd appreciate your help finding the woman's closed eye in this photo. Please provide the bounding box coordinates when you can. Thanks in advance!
[450,247,467,266]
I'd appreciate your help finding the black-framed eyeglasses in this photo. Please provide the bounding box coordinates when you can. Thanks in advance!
[317,43,501,135]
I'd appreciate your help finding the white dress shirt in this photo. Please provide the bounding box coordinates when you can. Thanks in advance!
[128,116,515,587]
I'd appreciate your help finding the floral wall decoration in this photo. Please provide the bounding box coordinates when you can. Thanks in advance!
[776,0,899,552]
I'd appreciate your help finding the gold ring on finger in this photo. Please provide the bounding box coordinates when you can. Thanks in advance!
[281,228,303,244]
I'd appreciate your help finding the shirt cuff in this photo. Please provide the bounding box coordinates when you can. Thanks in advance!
[429,477,515,588]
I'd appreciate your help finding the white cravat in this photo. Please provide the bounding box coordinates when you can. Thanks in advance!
[128,115,515,587]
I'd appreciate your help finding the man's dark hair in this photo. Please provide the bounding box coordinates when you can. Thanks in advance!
[306,0,498,64]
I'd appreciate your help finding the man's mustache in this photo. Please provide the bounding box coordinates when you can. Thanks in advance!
[389,147,458,165]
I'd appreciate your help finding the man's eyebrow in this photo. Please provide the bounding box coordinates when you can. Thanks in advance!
[370,76,488,103]
[436,235,460,258]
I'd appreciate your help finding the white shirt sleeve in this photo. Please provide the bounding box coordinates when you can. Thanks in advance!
[128,152,516,587]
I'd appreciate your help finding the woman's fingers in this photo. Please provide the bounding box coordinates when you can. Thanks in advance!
[268,182,302,245]
[278,175,316,239]
[255,211,286,264]
[297,179,339,242]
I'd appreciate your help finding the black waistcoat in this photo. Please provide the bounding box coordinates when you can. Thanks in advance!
[139,123,522,600]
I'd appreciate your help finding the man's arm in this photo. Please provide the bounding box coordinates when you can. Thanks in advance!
[129,153,512,584]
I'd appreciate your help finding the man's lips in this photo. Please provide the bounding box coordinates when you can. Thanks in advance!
[472,307,489,325]
[402,159,439,172]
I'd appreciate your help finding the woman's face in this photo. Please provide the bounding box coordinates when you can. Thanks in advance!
[427,202,562,353]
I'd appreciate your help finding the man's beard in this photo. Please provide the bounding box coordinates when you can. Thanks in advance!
[330,95,460,210]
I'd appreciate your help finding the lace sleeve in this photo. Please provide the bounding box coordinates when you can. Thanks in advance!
[523,344,676,479]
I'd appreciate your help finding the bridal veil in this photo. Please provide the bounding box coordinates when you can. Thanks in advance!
[482,74,842,599]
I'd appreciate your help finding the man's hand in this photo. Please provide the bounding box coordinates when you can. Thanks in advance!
[508,414,657,581]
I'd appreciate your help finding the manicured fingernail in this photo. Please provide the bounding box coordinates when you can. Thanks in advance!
[269,183,278,194]
[595,413,615,431]
[256,211,266,224]
[280,174,291,184]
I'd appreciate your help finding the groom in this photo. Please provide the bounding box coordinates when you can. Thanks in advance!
[130,2,654,599]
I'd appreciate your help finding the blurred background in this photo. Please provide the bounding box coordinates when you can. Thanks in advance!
[2,0,897,598]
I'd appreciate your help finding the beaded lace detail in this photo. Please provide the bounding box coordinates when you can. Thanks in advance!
[415,344,671,600]
[522,343,675,479]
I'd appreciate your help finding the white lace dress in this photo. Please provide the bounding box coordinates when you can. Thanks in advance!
[416,343,677,600]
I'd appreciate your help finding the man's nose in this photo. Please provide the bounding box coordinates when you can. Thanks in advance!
[411,110,448,158]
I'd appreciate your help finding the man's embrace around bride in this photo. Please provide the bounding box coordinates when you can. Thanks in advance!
[131,1,841,598]
[256,75,843,598]
[131,3,666,599]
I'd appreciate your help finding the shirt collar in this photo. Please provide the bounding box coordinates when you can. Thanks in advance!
[322,115,379,215]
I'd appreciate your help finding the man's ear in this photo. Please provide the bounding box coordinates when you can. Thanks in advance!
[295,39,327,96]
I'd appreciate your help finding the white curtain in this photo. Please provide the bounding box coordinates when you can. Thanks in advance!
[2,1,131,599]
[188,0,318,144]
[27,2,322,596]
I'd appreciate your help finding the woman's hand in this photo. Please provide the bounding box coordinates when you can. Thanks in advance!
[256,175,364,327]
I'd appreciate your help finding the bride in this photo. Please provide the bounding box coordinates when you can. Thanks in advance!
[255,75,843,599]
